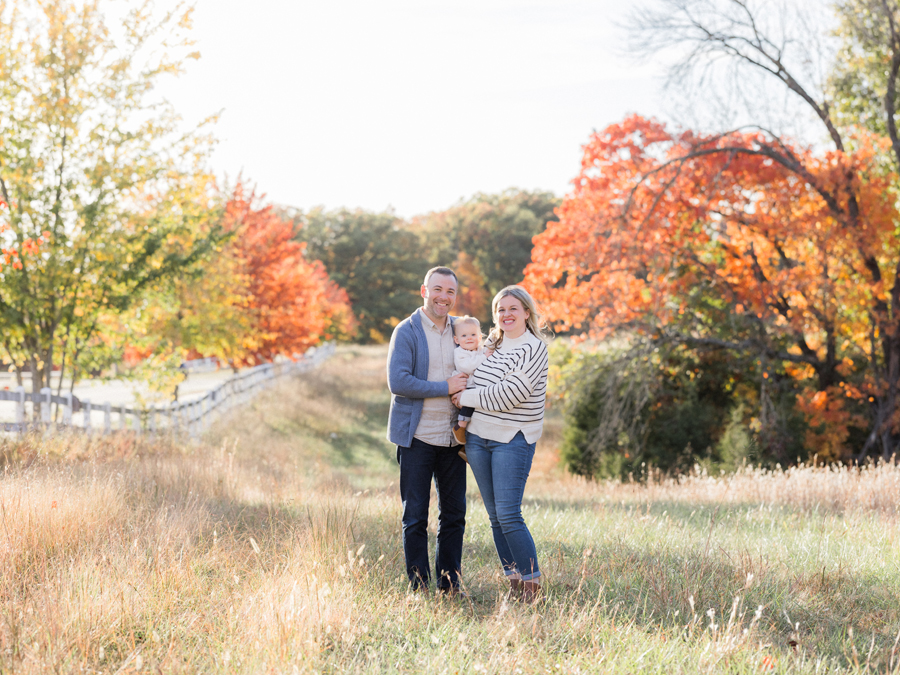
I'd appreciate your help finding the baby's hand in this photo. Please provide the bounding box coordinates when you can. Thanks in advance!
[484,348,494,357]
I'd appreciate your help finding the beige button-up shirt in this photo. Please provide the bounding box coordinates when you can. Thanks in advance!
[413,308,459,446]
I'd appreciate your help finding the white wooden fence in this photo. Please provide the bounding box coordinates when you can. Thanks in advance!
[0,343,335,437]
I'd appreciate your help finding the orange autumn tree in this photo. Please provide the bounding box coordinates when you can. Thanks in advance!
[127,183,353,379]
[526,115,899,462]
[225,185,353,365]
[451,251,491,321]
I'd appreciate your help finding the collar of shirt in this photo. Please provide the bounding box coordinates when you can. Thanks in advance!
[417,307,451,335]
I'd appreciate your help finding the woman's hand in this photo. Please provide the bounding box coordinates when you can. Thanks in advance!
[451,391,463,407]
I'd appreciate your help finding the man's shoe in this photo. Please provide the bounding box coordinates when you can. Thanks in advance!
[452,424,467,445]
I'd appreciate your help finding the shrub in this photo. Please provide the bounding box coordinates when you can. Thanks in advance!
[551,340,807,479]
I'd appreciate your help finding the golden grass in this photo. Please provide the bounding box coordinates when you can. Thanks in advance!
[527,461,900,515]
[0,344,898,673]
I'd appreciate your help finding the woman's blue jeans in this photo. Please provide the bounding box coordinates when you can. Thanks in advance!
[466,431,541,581]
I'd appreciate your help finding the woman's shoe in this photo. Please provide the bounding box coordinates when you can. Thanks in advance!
[522,580,543,604]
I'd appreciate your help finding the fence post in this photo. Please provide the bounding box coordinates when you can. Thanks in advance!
[40,388,52,428]
[133,409,141,437]
[63,392,73,426]
[119,406,127,431]
[83,399,92,434]
[189,401,198,439]
[15,386,25,433]
[150,407,157,437]
[104,402,112,434]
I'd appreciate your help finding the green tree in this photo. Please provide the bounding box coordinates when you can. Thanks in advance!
[0,0,220,405]
[417,189,560,316]
[552,337,804,480]
[831,0,900,172]
[296,208,428,343]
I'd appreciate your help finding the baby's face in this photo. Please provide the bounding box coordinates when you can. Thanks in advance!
[454,323,481,351]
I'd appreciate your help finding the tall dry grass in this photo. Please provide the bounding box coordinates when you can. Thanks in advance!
[0,344,898,673]
[528,461,900,515]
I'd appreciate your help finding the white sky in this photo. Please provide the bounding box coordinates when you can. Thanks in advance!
[156,0,668,217]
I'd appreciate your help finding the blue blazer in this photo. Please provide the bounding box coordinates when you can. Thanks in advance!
[386,310,456,447]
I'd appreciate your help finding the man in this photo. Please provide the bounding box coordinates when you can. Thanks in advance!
[386,266,469,595]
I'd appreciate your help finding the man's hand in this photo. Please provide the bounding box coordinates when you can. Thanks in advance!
[447,373,468,395]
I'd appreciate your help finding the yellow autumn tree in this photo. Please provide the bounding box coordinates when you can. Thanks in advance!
[0,0,220,403]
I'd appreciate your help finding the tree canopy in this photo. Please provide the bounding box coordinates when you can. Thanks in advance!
[0,0,221,399]
[417,189,560,322]
[529,0,900,466]
[0,2,353,406]
[296,208,428,344]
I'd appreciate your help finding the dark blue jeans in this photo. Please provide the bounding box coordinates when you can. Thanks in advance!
[465,431,541,581]
[397,438,467,590]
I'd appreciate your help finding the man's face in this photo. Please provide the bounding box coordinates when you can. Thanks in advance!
[453,322,480,350]
[421,273,458,320]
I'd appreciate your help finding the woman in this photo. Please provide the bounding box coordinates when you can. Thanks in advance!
[451,285,551,602]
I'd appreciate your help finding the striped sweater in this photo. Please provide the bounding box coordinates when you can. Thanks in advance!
[458,330,549,444]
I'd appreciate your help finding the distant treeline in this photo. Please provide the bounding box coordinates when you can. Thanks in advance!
[287,189,560,344]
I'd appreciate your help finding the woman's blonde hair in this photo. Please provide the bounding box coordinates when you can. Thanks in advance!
[487,285,553,348]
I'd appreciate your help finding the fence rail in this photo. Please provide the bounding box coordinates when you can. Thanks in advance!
[0,343,335,437]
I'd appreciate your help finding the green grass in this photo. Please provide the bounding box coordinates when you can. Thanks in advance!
[0,344,898,673]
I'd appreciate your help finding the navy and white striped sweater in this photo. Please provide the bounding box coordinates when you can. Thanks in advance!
[458,330,549,443]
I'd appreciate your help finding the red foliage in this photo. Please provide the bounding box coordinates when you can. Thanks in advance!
[0,226,49,269]
[524,114,899,460]
[123,344,154,367]
[452,251,490,320]
[225,184,354,365]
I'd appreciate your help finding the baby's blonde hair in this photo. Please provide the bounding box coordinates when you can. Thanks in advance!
[453,316,484,344]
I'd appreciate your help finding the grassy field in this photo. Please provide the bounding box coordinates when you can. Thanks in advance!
[1,344,899,674]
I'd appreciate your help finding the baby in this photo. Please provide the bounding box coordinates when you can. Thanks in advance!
[451,316,493,451]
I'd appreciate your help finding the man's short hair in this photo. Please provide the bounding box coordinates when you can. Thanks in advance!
[423,266,458,286]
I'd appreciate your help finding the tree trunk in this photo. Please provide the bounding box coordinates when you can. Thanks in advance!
[27,354,39,421]
[884,331,900,460]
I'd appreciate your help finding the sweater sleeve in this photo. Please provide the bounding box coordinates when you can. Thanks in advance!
[458,344,546,412]
[387,322,450,399]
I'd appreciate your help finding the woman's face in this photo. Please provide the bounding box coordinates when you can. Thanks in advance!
[496,295,529,339]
